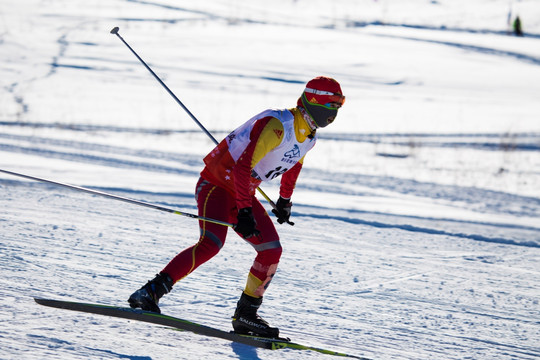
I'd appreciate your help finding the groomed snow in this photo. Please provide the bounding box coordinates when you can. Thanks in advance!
[1,1,539,359]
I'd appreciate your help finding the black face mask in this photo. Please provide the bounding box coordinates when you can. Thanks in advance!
[301,94,338,128]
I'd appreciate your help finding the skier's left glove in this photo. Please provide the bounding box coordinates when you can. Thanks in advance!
[272,197,294,226]
[235,207,260,238]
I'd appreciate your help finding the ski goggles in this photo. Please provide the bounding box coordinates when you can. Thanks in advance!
[304,87,346,108]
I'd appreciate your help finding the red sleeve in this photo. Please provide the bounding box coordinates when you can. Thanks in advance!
[279,162,302,199]
[233,117,272,209]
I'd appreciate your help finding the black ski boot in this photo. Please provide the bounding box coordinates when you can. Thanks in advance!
[128,273,173,314]
[232,292,279,338]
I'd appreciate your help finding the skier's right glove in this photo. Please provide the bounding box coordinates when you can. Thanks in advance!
[235,207,260,239]
[272,197,294,226]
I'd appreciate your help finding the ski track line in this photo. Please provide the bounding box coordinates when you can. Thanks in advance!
[2,131,539,220]
[3,175,538,250]
[294,210,540,249]
[374,33,540,66]
[3,125,540,151]
[0,132,203,166]
[301,168,540,216]
[3,179,538,250]
[0,143,201,177]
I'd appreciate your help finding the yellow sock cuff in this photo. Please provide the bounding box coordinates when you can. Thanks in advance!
[244,272,264,298]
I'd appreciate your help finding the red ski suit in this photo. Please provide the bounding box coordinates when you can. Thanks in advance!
[162,107,316,298]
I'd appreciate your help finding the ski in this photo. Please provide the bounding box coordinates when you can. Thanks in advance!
[34,298,366,359]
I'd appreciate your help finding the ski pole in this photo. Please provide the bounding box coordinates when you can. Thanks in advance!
[110,27,278,211]
[110,27,217,144]
[0,169,234,228]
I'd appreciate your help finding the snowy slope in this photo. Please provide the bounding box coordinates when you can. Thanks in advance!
[1,1,539,359]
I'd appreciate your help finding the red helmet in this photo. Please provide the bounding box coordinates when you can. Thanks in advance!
[297,76,345,128]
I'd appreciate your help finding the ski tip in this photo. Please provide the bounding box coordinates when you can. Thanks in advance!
[110,27,119,35]
[34,297,58,307]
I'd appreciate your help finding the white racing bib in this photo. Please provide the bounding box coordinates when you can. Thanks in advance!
[226,109,316,181]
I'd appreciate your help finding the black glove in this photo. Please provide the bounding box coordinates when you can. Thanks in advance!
[235,207,260,238]
[272,197,294,226]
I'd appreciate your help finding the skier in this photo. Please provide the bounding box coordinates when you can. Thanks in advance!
[128,76,345,338]
[513,16,523,36]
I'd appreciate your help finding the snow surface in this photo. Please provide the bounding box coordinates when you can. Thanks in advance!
[1,0,539,359]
